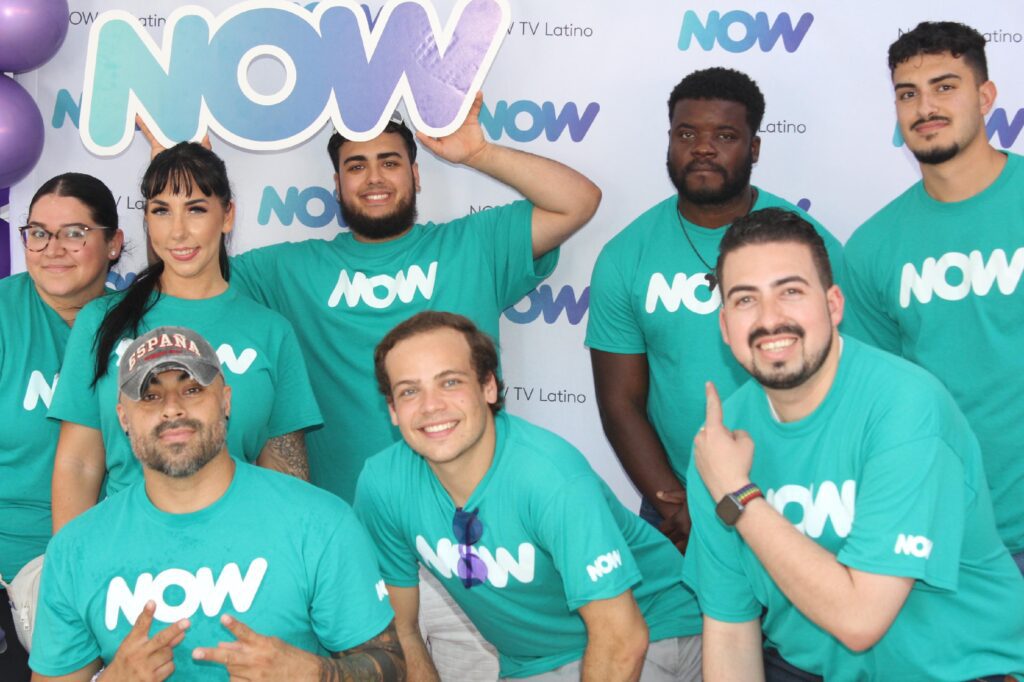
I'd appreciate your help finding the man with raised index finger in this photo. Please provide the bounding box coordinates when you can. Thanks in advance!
[680,208,1024,681]
[28,326,404,682]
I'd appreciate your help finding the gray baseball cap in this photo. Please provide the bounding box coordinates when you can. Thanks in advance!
[118,326,222,400]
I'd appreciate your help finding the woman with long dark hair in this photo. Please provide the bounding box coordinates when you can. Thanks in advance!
[0,173,123,680]
[49,143,322,532]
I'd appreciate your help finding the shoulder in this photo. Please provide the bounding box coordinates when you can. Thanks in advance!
[846,183,920,253]
[50,484,134,551]
[603,196,677,253]
[0,271,32,300]
[223,288,297,329]
[754,188,842,247]
[500,413,595,483]
[425,200,532,235]
[242,463,356,524]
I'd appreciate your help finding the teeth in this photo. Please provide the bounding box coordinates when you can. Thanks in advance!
[365,193,389,201]
[761,338,796,351]
[423,421,456,433]
[171,247,197,255]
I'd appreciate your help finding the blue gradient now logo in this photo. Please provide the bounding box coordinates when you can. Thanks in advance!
[504,285,589,325]
[258,186,345,228]
[479,100,599,143]
[892,108,1024,148]
[678,11,813,53]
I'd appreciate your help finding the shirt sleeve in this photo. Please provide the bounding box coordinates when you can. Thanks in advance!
[264,320,323,438]
[47,300,106,428]
[683,456,762,623]
[841,235,902,354]
[585,243,646,353]
[475,200,559,308]
[230,247,275,308]
[28,539,101,676]
[534,473,642,611]
[309,506,395,652]
[352,465,421,587]
[837,436,965,591]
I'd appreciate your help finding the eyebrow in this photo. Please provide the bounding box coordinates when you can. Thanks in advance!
[27,221,91,229]
[725,275,811,298]
[894,72,961,90]
[343,151,403,165]
[147,197,209,207]
[391,369,470,390]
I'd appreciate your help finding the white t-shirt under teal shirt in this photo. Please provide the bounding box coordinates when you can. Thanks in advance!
[0,273,71,580]
[232,201,556,502]
[586,189,845,482]
[844,151,1024,555]
[354,411,701,678]
[684,336,1024,681]
[29,461,394,679]
[48,286,322,496]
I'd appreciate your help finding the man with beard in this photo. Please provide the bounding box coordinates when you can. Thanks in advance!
[29,327,403,682]
[844,21,1024,576]
[229,93,600,679]
[681,208,1024,681]
[586,68,843,553]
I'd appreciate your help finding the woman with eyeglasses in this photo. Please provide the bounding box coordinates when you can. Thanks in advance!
[48,142,322,534]
[0,173,123,680]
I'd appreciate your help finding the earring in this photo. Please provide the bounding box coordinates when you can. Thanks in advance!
[110,251,117,257]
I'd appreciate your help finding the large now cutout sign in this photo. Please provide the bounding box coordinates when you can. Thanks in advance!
[78,0,510,155]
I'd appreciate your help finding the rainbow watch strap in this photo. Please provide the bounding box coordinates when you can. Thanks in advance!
[733,483,763,505]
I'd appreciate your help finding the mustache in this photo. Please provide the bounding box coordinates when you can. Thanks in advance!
[154,418,203,437]
[911,115,951,131]
[684,160,728,175]
[748,324,805,347]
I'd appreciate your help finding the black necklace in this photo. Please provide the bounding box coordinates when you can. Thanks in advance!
[675,209,718,292]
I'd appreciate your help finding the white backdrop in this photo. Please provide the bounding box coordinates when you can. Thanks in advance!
[7,0,1024,507]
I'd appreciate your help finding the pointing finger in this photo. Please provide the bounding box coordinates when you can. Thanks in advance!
[704,381,725,430]
[146,618,190,651]
[221,613,257,642]
[129,600,157,639]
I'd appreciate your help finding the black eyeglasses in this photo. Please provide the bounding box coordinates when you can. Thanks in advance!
[452,508,487,588]
[18,224,113,252]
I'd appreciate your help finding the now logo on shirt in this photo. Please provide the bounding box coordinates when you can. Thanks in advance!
[328,262,438,309]
[899,247,1024,308]
[416,536,535,588]
[586,550,622,582]
[23,371,59,411]
[766,480,856,540]
[894,533,932,559]
[105,558,268,629]
[645,272,719,315]
[114,339,259,374]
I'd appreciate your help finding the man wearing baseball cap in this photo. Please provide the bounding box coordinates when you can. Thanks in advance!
[29,326,405,681]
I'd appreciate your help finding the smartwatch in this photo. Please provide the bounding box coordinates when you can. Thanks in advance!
[715,483,763,526]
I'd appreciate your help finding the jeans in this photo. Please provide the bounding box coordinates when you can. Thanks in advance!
[638,496,665,528]
[1013,550,1024,577]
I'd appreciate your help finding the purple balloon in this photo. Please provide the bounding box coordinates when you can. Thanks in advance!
[0,75,44,188]
[0,0,69,73]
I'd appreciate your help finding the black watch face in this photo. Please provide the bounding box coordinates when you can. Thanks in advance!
[715,495,742,526]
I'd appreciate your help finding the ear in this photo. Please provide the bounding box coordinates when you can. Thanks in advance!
[333,172,342,198]
[222,201,235,235]
[718,304,731,346]
[483,373,498,406]
[412,162,421,193]
[979,80,997,116]
[108,229,125,260]
[116,402,129,433]
[751,135,761,164]
[222,383,233,419]
[826,284,845,328]
[387,400,398,426]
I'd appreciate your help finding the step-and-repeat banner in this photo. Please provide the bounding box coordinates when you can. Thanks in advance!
[6,1,1024,506]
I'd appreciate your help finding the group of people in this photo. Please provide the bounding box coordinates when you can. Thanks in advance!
[1,19,1022,682]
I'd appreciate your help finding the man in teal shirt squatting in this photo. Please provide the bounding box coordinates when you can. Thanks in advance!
[586,68,843,553]
[228,91,601,679]
[680,208,1024,681]
[354,311,702,681]
[29,327,403,681]
[844,21,1024,575]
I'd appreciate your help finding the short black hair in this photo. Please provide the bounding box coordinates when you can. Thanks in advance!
[888,21,988,83]
[668,67,766,134]
[327,120,418,172]
[716,207,833,292]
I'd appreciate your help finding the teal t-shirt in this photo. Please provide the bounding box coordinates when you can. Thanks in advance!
[48,287,322,496]
[844,151,1024,554]
[684,337,1024,681]
[354,412,700,678]
[0,273,70,579]
[231,201,556,501]
[586,189,845,481]
[29,462,394,679]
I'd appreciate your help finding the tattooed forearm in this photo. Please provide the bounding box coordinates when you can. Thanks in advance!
[321,621,406,682]
[259,431,310,480]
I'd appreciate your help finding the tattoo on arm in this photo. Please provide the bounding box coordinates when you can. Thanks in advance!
[319,621,406,682]
[261,431,310,480]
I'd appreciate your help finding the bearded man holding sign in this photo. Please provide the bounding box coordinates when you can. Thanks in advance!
[678,207,1024,682]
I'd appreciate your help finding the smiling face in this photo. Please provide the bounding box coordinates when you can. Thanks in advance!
[719,241,842,391]
[116,369,231,479]
[145,185,233,294]
[385,327,497,471]
[667,98,759,205]
[24,194,122,308]
[893,51,994,165]
[334,131,420,242]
